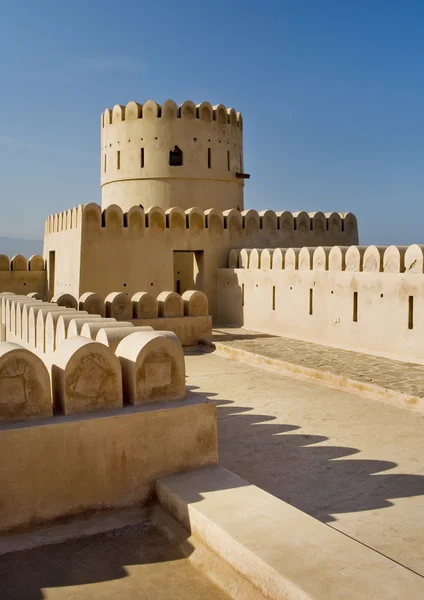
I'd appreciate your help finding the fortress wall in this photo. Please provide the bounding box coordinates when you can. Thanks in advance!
[217,245,424,364]
[45,203,358,320]
[2,290,211,355]
[0,329,216,532]
[43,205,84,299]
[0,255,46,296]
[101,100,244,212]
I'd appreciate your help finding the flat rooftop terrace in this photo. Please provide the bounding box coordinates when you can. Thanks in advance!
[186,344,424,579]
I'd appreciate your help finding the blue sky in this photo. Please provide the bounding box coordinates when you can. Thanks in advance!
[0,0,423,244]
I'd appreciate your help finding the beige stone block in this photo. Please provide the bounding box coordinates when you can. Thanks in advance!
[78,292,105,316]
[131,292,158,319]
[181,290,208,317]
[0,293,16,324]
[80,319,125,339]
[0,342,52,420]
[131,315,212,346]
[36,308,77,354]
[4,295,28,332]
[45,310,88,355]
[115,330,185,405]
[157,291,184,318]
[51,336,123,415]
[51,293,78,309]
[27,292,45,300]
[21,302,52,346]
[96,325,152,352]
[105,292,132,321]
[68,316,116,338]
[9,298,40,341]
[55,313,101,349]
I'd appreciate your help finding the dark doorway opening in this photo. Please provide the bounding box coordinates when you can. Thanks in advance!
[173,251,204,295]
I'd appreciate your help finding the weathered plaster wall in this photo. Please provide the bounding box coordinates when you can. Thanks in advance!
[44,205,358,319]
[101,100,245,212]
[0,254,46,296]
[43,206,84,299]
[0,399,217,532]
[217,245,424,363]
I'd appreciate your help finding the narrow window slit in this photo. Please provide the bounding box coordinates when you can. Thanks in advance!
[408,296,414,330]
[272,286,276,310]
[353,291,358,322]
[309,288,313,315]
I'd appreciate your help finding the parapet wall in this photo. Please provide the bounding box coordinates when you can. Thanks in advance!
[2,290,210,357]
[218,245,424,363]
[101,100,244,212]
[45,204,358,240]
[44,203,358,319]
[0,254,46,296]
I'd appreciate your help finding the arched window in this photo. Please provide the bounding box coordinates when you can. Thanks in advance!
[169,145,183,166]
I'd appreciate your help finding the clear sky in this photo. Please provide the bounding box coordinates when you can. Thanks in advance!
[0,0,423,244]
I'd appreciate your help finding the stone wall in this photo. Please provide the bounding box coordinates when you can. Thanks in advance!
[101,99,244,212]
[217,245,424,364]
[44,204,358,319]
[0,254,46,296]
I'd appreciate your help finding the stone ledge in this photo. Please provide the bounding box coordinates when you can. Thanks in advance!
[0,398,217,533]
[156,465,424,600]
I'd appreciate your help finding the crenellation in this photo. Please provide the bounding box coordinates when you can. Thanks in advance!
[404,244,424,273]
[363,245,385,272]
[10,254,27,271]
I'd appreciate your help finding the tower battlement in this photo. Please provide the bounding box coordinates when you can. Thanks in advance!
[100,99,245,213]
[102,100,243,128]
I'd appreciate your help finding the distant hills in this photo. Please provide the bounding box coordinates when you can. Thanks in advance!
[0,237,43,259]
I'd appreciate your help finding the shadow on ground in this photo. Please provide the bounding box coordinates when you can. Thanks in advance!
[0,521,226,600]
[186,385,424,524]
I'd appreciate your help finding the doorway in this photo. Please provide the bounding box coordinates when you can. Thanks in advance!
[173,251,204,295]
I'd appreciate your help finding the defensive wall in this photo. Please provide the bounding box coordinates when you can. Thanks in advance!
[101,99,245,212]
[0,291,216,533]
[44,204,358,319]
[1,289,211,357]
[217,244,424,364]
[0,254,46,296]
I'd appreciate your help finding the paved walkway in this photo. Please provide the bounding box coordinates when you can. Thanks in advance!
[210,328,424,400]
[185,352,424,579]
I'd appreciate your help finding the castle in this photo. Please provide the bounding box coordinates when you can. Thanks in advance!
[0,100,423,600]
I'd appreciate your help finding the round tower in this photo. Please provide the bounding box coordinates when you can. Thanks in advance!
[100,99,246,212]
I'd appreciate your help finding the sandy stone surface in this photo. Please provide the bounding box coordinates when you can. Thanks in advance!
[211,328,424,398]
[185,350,424,577]
[0,520,229,600]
